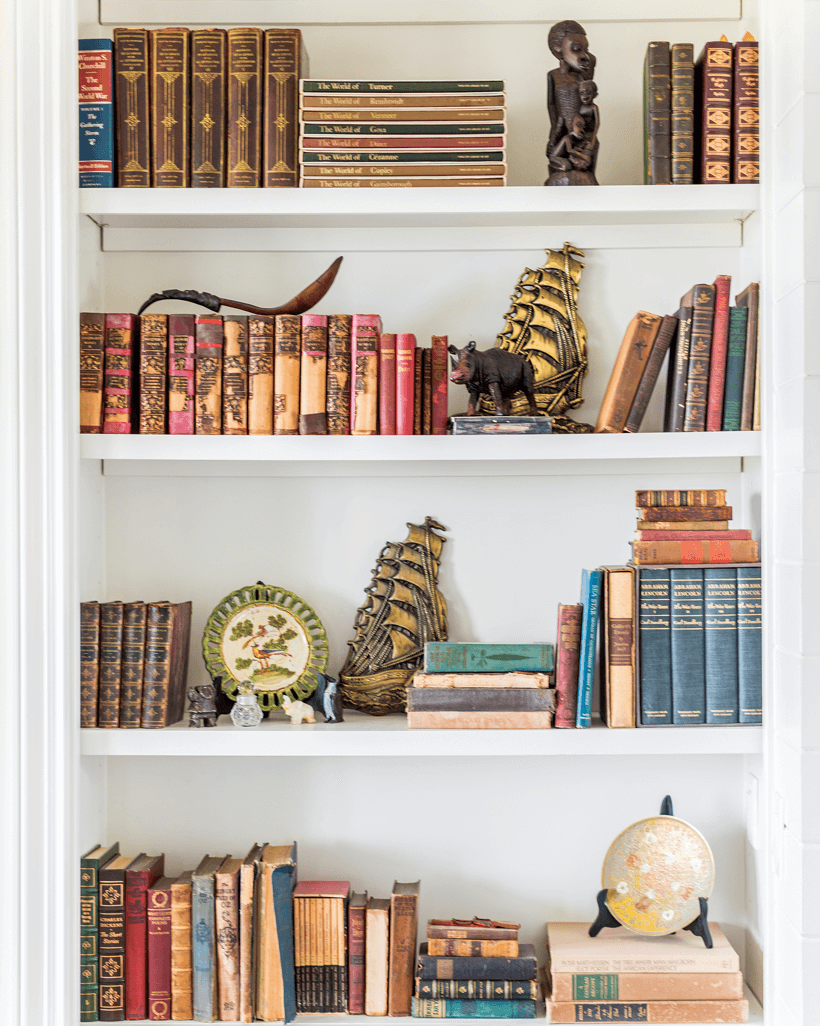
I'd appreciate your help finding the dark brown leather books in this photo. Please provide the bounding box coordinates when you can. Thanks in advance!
[388,881,420,1016]
[191,29,227,188]
[151,28,190,187]
[644,42,671,184]
[114,28,151,188]
[595,312,663,433]
[119,601,147,728]
[98,600,124,728]
[682,284,716,431]
[99,854,138,1021]
[141,601,192,728]
[228,28,263,187]
[733,36,759,184]
[664,306,693,431]
[671,43,694,184]
[80,600,101,727]
[624,314,679,433]
[263,29,305,188]
[697,40,733,184]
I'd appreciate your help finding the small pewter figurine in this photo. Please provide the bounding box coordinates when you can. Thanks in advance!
[545,20,599,186]
[188,683,218,728]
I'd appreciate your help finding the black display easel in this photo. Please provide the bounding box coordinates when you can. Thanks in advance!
[588,796,713,948]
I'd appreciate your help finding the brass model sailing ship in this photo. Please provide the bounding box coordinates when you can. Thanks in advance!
[340,518,448,716]
[481,242,591,431]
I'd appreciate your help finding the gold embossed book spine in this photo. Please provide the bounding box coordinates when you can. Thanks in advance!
[696,40,733,184]
[228,28,263,187]
[139,314,168,434]
[80,601,101,728]
[195,316,224,434]
[171,872,194,1021]
[274,314,301,434]
[223,316,249,434]
[264,29,304,187]
[248,315,274,434]
[326,314,352,435]
[114,28,151,187]
[150,28,190,187]
[80,312,105,433]
[119,601,147,728]
[671,44,694,184]
[733,37,759,184]
[682,284,716,431]
[351,314,382,435]
[191,29,227,188]
[98,600,124,728]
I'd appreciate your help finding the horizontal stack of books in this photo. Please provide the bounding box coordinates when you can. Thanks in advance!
[543,922,749,1023]
[595,275,760,434]
[644,35,758,186]
[80,600,192,728]
[407,643,555,729]
[414,919,537,1019]
[79,313,449,436]
[299,79,506,188]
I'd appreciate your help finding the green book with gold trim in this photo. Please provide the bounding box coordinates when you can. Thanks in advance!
[81,843,119,1021]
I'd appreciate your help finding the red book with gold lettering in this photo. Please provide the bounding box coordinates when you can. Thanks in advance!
[379,334,397,435]
[396,334,416,436]
[147,877,175,1021]
[430,335,449,435]
[706,275,731,431]
[125,854,165,1020]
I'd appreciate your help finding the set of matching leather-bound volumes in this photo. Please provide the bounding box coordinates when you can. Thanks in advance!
[644,35,758,185]
[79,312,449,436]
[79,27,304,188]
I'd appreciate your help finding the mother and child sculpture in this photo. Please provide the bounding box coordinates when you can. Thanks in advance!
[545,20,600,186]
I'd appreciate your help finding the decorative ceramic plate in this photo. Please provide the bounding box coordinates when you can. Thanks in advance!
[601,815,715,936]
[203,583,329,710]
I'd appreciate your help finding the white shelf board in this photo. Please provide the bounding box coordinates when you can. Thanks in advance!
[81,712,763,757]
[99,0,743,25]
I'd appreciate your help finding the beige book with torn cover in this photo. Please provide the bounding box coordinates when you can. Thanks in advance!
[365,898,390,1015]
[255,843,298,1022]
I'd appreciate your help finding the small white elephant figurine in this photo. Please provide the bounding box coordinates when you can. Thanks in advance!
[281,694,316,725]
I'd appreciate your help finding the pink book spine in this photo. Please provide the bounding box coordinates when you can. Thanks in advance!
[350,314,382,435]
[396,333,417,436]
[637,529,752,541]
[168,315,196,435]
[379,333,397,435]
[103,313,136,434]
[430,334,448,435]
[706,275,732,431]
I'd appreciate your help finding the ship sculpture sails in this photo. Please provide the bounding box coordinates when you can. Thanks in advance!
[481,242,591,432]
[340,517,448,716]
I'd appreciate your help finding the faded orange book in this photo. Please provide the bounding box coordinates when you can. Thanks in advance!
[215,858,242,1020]
[596,312,663,433]
[238,844,264,1023]
[632,540,759,564]
[351,314,382,435]
[299,314,328,434]
[248,315,274,434]
[195,316,223,434]
[636,519,728,531]
[254,844,297,1022]
[223,316,249,435]
[170,872,193,1021]
[388,881,420,1016]
[274,314,301,434]
[426,939,518,957]
[601,567,636,728]
[80,312,105,433]
[327,314,352,435]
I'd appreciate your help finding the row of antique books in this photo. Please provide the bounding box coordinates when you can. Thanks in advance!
[79,28,306,188]
[595,276,760,434]
[643,34,759,185]
[543,922,749,1023]
[79,312,449,436]
[298,80,507,189]
[80,600,192,728]
[553,489,762,729]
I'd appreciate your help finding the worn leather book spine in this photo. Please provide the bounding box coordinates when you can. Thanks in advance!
[430,335,449,434]
[705,567,739,723]
[167,314,195,435]
[119,601,146,728]
[150,28,190,187]
[407,710,553,729]
[722,306,749,430]
[348,894,367,1015]
[191,29,227,188]
[422,347,433,434]
[697,40,733,184]
[147,878,174,1020]
[670,568,706,724]
[413,347,424,433]
[80,312,105,433]
[139,314,168,434]
[395,333,416,435]
[80,601,101,728]
[274,314,301,434]
[733,39,759,184]
[302,161,507,177]
[644,42,671,184]
[99,857,133,1021]
[222,316,249,434]
[638,530,750,541]
[413,998,536,1018]
[642,505,732,522]
[192,858,222,1023]
[141,603,173,728]
[366,899,390,1016]
[238,844,262,1022]
[103,314,137,434]
[595,312,662,433]
[735,282,760,430]
[228,28,263,187]
[195,316,224,434]
[351,314,382,435]
[215,860,241,1020]
[98,601,124,728]
[706,275,732,431]
[170,872,193,1021]
[637,489,727,507]
[663,306,692,432]
[114,28,151,187]
[388,884,419,1015]
[576,569,603,728]
[603,567,636,728]
[167,602,192,728]
[127,856,165,1020]
[418,942,537,980]
[263,29,303,187]
[81,845,121,1021]
[737,565,762,724]
[546,999,748,1024]
[79,39,114,188]
[634,540,758,564]
[326,314,352,435]
[639,568,672,726]
[299,315,328,434]
[407,688,554,712]
[624,314,678,433]
[248,315,274,434]
[417,980,537,1000]
[638,518,728,531]
[379,333,397,435]
[550,971,744,1002]
[256,861,286,1021]
[554,604,582,727]
[670,43,694,184]
[682,284,716,431]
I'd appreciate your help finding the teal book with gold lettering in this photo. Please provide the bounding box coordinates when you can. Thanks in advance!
[639,568,672,725]
[705,568,739,723]
[670,568,705,723]
[576,569,603,728]
[412,998,536,1017]
[737,566,762,723]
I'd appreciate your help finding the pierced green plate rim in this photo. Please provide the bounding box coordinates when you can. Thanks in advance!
[202,583,329,710]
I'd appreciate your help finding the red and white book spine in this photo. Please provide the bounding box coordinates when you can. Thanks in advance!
[396,333,416,436]
[706,274,731,431]
[430,335,448,435]
[379,333,397,435]
[147,878,174,1020]
[168,314,196,435]
[103,313,137,434]
[350,314,382,435]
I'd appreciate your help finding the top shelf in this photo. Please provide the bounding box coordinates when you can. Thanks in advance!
[98,1,743,26]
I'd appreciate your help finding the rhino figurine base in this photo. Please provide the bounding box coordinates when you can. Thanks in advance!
[448,341,541,417]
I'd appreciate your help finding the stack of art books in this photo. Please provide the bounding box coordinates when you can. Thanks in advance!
[406,643,555,729]
[414,919,538,1019]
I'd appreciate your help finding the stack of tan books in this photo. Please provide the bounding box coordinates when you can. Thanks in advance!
[543,922,749,1023]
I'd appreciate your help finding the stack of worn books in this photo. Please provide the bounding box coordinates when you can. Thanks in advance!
[414,918,538,1019]
[543,922,749,1023]
[406,643,555,729]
